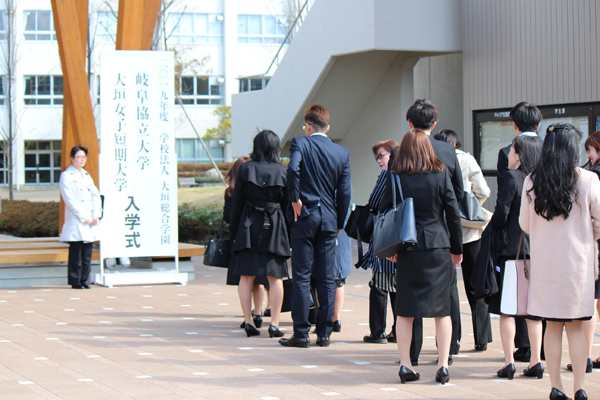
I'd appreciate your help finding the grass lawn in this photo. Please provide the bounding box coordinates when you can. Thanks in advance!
[178,185,227,209]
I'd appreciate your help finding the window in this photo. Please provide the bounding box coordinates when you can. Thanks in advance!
[237,15,289,44]
[0,145,7,185]
[176,76,223,105]
[239,76,270,92]
[0,76,6,105]
[24,10,56,41]
[24,141,62,184]
[166,13,223,44]
[0,10,7,40]
[24,76,63,105]
[96,12,117,43]
[176,139,224,163]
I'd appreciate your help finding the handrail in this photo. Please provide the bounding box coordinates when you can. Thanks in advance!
[264,0,310,76]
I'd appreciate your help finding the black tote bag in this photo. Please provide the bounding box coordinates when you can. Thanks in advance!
[203,218,231,268]
[372,172,417,259]
[344,205,375,244]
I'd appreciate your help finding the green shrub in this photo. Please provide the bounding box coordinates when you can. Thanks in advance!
[178,203,227,244]
[0,200,60,237]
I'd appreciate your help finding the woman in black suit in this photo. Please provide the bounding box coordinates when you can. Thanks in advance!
[486,135,542,380]
[381,129,463,385]
[229,130,291,338]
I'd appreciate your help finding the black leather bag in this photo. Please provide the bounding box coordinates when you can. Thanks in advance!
[345,205,375,243]
[372,172,417,258]
[203,218,231,268]
[458,191,488,228]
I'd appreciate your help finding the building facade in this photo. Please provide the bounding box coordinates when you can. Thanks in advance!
[0,0,307,188]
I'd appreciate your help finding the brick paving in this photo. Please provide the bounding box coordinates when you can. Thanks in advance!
[1,257,599,399]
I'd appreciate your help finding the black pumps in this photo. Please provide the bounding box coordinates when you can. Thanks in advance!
[398,365,420,384]
[268,324,284,338]
[497,363,516,380]
[435,366,449,385]
[253,315,263,328]
[549,388,571,400]
[244,323,260,337]
[567,358,593,373]
[332,320,341,332]
[523,362,544,379]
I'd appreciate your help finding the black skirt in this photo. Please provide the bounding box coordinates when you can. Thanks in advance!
[226,253,269,287]
[233,250,289,279]
[396,248,453,318]
[595,277,600,300]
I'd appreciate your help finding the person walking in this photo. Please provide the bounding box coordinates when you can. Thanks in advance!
[229,131,291,338]
[520,123,600,400]
[279,104,351,348]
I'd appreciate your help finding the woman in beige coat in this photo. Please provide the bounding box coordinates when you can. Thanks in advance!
[519,123,600,400]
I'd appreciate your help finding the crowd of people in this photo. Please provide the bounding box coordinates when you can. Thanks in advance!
[218,100,600,400]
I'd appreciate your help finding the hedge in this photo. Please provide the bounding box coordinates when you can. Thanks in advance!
[178,203,227,244]
[0,200,60,237]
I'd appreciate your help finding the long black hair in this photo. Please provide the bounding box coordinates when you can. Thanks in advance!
[512,135,541,175]
[527,123,582,221]
[250,130,281,163]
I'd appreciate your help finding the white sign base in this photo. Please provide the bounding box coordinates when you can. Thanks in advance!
[93,270,188,288]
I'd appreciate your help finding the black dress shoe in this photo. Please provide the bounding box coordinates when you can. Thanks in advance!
[474,344,487,351]
[450,344,460,355]
[332,320,341,332]
[253,315,263,329]
[398,365,420,384]
[567,358,593,373]
[593,357,600,369]
[523,362,544,379]
[268,325,284,338]
[316,337,330,347]
[497,363,516,380]
[263,309,271,317]
[244,323,260,337]
[411,359,418,366]
[574,389,588,400]
[514,348,531,362]
[363,333,388,344]
[240,320,246,329]
[71,285,83,289]
[82,284,91,289]
[549,387,572,400]
[279,336,310,348]
[386,332,397,343]
[435,366,450,385]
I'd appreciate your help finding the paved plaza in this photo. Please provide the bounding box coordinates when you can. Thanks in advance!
[1,258,599,400]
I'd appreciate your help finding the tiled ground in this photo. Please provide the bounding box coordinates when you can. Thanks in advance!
[1,257,599,400]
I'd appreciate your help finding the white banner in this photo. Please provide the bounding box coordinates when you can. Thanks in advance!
[99,50,177,258]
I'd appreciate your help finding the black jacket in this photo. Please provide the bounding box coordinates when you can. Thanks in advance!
[497,135,542,188]
[286,134,351,231]
[229,161,291,257]
[491,168,529,257]
[380,169,463,255]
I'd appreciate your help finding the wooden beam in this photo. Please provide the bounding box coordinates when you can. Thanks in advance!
[141,0,162,50]
[116,0,145,50]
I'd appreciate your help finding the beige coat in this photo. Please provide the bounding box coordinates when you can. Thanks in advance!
[456,149,491,243]
[519,168,600,319]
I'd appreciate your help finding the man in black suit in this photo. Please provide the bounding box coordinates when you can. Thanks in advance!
[496,101,543,362]
[388,99,464,364]
[279,104,351,348]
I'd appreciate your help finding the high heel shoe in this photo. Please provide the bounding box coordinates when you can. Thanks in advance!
[550,388,572,400]
[523,362,544,379]
[332,320,341,332]
[435,366,449,385]
[263,309,271,317]
[268,324,284,338]
[574,389,588,400]
[497,363,516,380]
[253,315,263,329]
[567,358,593,373]
[398,365,420,384]
[244,323,260,337]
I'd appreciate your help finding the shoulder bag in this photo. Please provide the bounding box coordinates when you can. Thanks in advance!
[203,218,231,268]
[500,232,530,315]
[372,172,417,259]
[345,205,375,244]
[458,191,488,228]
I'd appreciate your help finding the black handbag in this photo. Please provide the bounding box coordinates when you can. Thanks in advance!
[458,191,487,227]
[281,278,316,313]
[345,205,375,244]
[203,218,231,268]
[372,172,417,258]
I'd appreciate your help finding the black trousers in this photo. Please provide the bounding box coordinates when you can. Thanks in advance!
[68,241,93,287]
[290,209,337,338]
[369,284,397,336]
[461,240,493,346]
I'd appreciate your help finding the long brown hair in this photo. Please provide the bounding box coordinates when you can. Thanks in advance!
[225,156,251,197]
[584,130,600,169]
[392,129,445,175]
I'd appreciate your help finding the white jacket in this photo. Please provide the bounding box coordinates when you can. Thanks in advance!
[59,166,101,243]
[455,149,491,244]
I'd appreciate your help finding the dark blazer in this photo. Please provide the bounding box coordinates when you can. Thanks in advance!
[223,192,232,223]
[497,135,542,187]
[287,134,351,231]
[388,136,464,201]
[380,169,463,255]
[491,168,529,257]
[229,161,291,257]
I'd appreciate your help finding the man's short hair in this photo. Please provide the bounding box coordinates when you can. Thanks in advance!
[510,102,542,132]
[304,104,330,131]
[406,99,439,130]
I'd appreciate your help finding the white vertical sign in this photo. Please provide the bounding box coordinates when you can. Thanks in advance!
[100,50,177,258]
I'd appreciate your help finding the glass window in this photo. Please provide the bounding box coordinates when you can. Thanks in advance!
[23,75,64,106]
[238,77,270,93]
[24,10,56,41]
[0,75,5,105]
[167,13,223,44]
[23,141,62,185]
[175,76,223,106]
[176,139,225,163]
[96,11,117,43]
[238,15,289,45]
[0,10,7,40]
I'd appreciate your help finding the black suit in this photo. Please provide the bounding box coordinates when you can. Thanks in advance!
[287,134,351,339]
[388,136,464,357]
